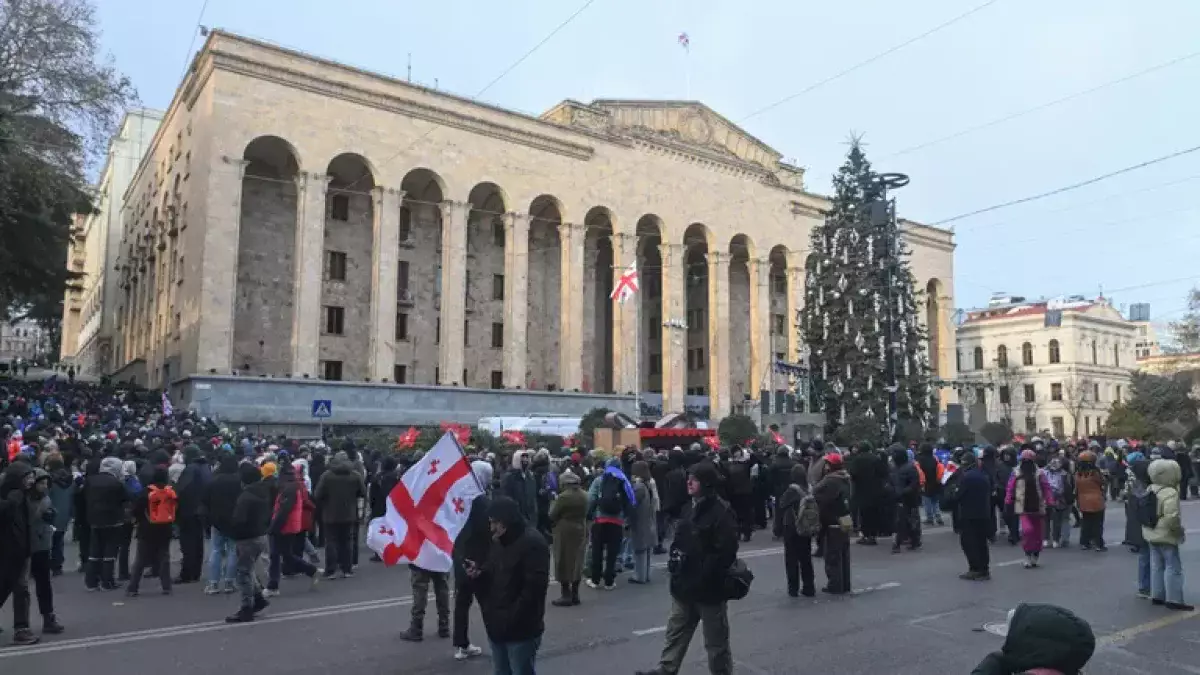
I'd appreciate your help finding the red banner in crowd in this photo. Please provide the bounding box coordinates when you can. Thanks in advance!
[440,422,471,446]
[500,430,527,447]
[396,427,420,449]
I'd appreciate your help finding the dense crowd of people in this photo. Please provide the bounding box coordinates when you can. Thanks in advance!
[0,376,1195,674]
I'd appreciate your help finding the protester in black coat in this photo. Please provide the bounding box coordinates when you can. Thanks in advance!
[501,451,538,524]
[846,443,884,543]
[203,455,243,538]
[0,461,36,645]
[473,496,549,671]
[315,459,365,576]
[174,447,211,584]
[945,452,993,580]
[889,446,922,552]
[971,603,1094,675]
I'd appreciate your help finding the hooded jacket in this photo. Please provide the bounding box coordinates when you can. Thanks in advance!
[84,457,129,528]
[314,459,365,524]
[1143,459,1185,546]
[477,496,550,643]
[971,603,1094,675]
[229,464,272,541]
[175,450,212,518]
[890,449,922,508]
[668,486,738,605]
[0,461,33,565]
[203,455,243,535]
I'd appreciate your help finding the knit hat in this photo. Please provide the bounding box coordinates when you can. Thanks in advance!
[239,463,261,485]
[559,471,581,486]
[260,462,278,478]
[1020,449,1037,462]
[688,461,720,490]
[825,453,844,469]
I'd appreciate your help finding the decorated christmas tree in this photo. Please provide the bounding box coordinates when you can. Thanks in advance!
[800,141,932,440]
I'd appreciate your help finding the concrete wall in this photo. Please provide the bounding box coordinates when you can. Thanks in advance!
[174,374,635,433]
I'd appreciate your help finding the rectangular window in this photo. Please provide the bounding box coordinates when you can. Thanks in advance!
[491,322,503,349]
[773,274,786,294]
[1093,383,1100,401]
[1051,383,1063,401]
[1025,416,1037,433]
[331,194,350,221]
[393,364,407,384]
[693,386,706,395]
[321,360,343,381]
[395,312,408,341]
[687,349,695,371]
[975,387,986,408]
[435,318,440,344]
[1024,384,1035,403]
[464,320,469,346]
[325,250,347,281]
[492,220,505,247]
[462,369,468,386]
[649,317,660,340]
[435,367,440,384]
[398,206,412,244]
[491,370,503,389]
[999,386,1010,405]
[694,348,705,370]
[649,353,662,375]
[397,260,410,297]
[1115,385,1122,402]
[1085,416,1091,436]
[493,274,504,301]
[323,306,345,335]
[646,275,661,297]
[1051,417,1065,438]
[772,314,786,335]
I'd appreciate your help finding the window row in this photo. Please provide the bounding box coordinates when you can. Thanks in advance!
[319,359,506,389]
[964,339,1124,371]
[991,382,1123,405]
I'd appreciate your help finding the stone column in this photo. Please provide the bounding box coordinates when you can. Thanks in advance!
[558,221,585,391]
[611,232,637,396]
[502,212,530,388]
[707,251,732,419]
[196,156,249,375]
[661,243,687,413]
[368,187,403,382]
[290,171,329,377]
[787,266,804,364]
[750,257,771,403]
[439,200,470,385]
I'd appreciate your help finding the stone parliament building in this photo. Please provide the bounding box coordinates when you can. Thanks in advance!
[103,30,956,423]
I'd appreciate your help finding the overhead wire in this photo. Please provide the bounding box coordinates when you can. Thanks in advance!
[177,0,211,82]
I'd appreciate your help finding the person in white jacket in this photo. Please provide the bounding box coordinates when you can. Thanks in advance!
[1143,459,1192,611]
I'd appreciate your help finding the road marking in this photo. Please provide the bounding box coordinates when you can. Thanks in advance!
[996,559,1028,567]
[632,625,667,636]
[0,595,414,659]
[1097,609,1200,647]
[854,581,901,594]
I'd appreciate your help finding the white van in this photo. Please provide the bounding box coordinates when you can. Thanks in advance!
[477,416,581,438]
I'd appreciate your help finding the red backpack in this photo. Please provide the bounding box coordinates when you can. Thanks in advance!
[147,486,178,525]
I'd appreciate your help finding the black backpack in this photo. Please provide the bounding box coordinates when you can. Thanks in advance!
[1135,490,1159,528]
[598,474,625,516]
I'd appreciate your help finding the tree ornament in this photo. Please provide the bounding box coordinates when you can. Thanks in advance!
[867,374,874,390]
[848,298,855,315]
[842,246,849,265]
[872,292,881,315]
[822,314,830,341]
[854,331,865,351]
[853,391,860,399]
[822,360,828,380]
[859,287,868,296]
[832,379,844,396]
[849,230,860,245]
[839,403,846,425]
[874,316,880,333]
[878,335,886,364]
[837,275,848,292]
[843,319,849,335]
[846,363,852,378]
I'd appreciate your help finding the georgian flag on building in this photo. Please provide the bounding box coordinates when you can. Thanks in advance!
[366,432,483,572]
[610,261,640,304]
[162,392,173,417]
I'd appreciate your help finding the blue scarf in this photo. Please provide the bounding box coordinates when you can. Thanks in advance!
[604,464,637,506]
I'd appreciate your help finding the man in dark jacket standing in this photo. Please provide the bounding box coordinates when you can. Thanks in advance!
[84,456,129,590]
[203,455,242,594]
[451,460,492,661]
[314,457,365,578]
[501,450,537,524]
[174,445,211,584]
[945,452,992,580]
[0,461,38,645]
[226,464,272,623]
[889,446,922,553]
[915,443,944,526]
[467,495,549,675]
[725,450,754,542]
[637,461,738,675]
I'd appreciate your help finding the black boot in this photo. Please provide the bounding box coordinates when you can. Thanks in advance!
[42,614,65,635]
[571,582,581,605]
[225,607,255,623]
[252,593,270,614]
[551,583,573,607]
[398,625,423,642]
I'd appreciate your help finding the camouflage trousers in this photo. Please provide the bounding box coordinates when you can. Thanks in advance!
[409,565,450,634]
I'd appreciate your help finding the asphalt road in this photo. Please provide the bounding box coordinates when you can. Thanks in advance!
[4,499,1199,674]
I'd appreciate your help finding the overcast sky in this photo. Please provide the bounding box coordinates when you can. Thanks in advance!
[95,0,1199,327]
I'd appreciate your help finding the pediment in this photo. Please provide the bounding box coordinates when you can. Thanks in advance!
[541,99,804,189]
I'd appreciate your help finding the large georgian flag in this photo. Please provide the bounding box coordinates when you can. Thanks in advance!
[366,432,483,572]
[610,262,639,304]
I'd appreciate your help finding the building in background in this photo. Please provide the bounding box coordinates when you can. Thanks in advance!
[1,319,52,366]
[108,31,954,422]
[1128,302,1163,360]
[60,108,163,377]
[955,294,1136,438]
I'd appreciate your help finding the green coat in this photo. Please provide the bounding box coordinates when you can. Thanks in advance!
[1143,459,1185,547]
[549,486,588,582]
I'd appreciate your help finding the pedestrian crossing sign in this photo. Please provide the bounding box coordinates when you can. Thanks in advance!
[312,399,333,418]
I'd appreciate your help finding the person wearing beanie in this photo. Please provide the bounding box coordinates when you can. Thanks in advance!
[1074,451,1107,551]
[549,471,587,607]
[260,462,278,479]
[1005,449,1054,568]
[83,456,129,590]
[226,463,272,623]
[125,467,175,598]
[889,445,923,553]
[636,461,737,675]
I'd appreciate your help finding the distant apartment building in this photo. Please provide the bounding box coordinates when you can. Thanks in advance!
[0,319,51,365]
[955,294,1136,438]
[60,108,163,376]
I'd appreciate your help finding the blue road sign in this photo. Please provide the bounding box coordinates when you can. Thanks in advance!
[311,400,333,418]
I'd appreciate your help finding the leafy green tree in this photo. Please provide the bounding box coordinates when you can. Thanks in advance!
[832,413,882,447]
[577,407,612,451]
[1168,287,1199,352]
[979,422,1013,447]
[1105,402,1154,441]
[717,413,758,448]
[0,0,136,322]
[1126,372,1198,435]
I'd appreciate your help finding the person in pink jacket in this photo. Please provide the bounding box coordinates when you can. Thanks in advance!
[1006,449,1055,568]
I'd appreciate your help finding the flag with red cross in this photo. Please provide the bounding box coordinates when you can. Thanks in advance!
[366,431,483,572]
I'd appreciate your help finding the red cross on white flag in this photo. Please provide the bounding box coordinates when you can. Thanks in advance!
[610,261,640,304]
[365,432,483,572]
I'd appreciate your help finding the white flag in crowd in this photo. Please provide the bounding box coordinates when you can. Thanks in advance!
[161,392,173,417]
[366,432,483,573]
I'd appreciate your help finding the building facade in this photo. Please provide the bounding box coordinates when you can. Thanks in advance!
[60,109,163,376]
[0,319,51,366]
[955,295,1136,438]
[110,31,956,420]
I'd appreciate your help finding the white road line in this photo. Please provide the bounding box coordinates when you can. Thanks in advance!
[632,625,667,636]
[0,595,414,659]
